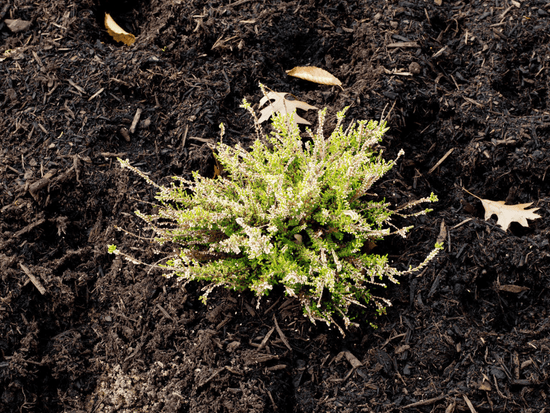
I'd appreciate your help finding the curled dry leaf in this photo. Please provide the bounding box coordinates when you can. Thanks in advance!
[286,66,342,87]
[104,13,136,46]
[258,91,318,126]
[463,188,541,231]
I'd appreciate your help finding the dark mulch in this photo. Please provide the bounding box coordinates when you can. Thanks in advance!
[1,0,549,412]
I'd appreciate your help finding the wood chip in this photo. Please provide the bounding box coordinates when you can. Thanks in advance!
[463,96,484,108]
[432,46,448,58]
[20,263,46,295]
[253,354,279,363]
[387,41,420,48]
[256,326,275,352]
[344,351,363,369]
[68,79,85,94]
[267,364,287,371]
[29,170,57,199]
[244,301,256,317]
[394,344,410,355]
[478,380,492,391]
[463,395,478,413]
[129,108,143,134]
[120,127,131,142]
[5,19,32,33]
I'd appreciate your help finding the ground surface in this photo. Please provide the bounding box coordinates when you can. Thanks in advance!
[1,0,550,412]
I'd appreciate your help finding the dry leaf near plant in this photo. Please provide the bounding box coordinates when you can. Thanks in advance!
[286,66,343,88]
[463,188,541,231]
[105,13,136,46]
[258,91,318,126]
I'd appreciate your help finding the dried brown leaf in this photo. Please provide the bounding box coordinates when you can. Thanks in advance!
[286,66,342,87]
[105,13,136,46]
[498,284,529,293]
[258,91,318,126]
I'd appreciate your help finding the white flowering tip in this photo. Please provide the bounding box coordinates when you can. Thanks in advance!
[236,218,273,259]
[342,210,360,221]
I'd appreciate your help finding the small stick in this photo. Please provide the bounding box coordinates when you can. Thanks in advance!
[428,148,455,174]
[451,218,473,229]
[156,304,173,321]
[273,314,292,352]
[88,87,104,102]
[20,263,46,295]
[401,394,447,409]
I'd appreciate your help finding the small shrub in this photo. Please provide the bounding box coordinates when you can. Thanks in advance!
[110,90,442,334]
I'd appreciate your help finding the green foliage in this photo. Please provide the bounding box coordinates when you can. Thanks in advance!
[110,91,441,334]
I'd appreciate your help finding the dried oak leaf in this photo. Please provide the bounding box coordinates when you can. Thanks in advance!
[480,199,540,231]
[258,91,318,126]
[464,188,541,231]
[286,66,342,87]
[105,13,136,46]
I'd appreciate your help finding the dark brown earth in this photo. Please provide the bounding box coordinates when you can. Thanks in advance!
[2,0,550,412]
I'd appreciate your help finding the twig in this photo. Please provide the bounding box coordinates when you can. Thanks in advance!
[451,218,473,229]
[428,148,455,174]
[401,394,447,409]
[156,304,173,321]
[273,314,292,351]
[14,218,46,238]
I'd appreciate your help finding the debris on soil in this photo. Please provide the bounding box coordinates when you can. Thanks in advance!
[1,0,549,412]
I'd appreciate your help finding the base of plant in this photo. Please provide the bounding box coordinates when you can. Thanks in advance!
[109,85,442,336]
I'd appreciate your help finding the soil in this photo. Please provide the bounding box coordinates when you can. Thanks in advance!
[1,0,549,412]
